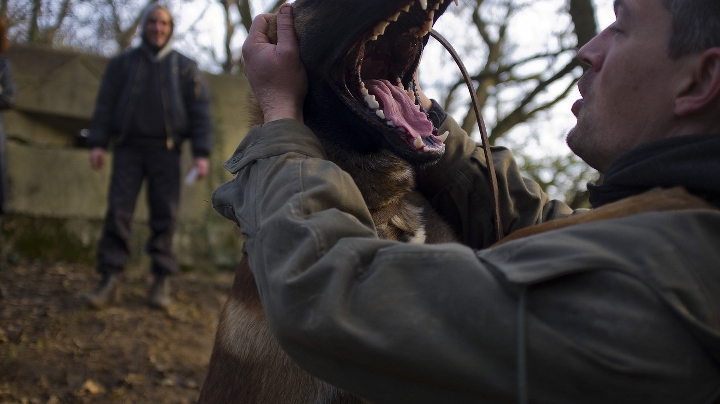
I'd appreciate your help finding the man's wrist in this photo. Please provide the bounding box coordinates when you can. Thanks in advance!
[263,106,304,123]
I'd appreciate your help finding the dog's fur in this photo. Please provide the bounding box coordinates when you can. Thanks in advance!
[198,1,457,402]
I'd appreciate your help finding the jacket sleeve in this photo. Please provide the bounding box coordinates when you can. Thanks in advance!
[211,119,719,404]
[88,56,124,149]
[0,58,16,111]
[182,61,212,157]
[416,109,575,249]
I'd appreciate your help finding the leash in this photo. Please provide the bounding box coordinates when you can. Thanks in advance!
[429,29,504,243]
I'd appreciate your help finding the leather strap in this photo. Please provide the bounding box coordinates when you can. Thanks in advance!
[430,29,504,243]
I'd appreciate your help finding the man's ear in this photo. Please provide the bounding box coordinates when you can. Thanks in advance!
[675,48,720,116]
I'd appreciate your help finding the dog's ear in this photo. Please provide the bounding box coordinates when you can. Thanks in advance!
[268,13,278,44]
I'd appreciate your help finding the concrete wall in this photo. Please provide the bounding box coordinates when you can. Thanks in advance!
[0,44,251,270]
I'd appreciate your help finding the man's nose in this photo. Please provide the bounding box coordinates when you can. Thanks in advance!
[577,31,607,71]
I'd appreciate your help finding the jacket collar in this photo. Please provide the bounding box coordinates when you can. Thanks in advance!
[588,134,720,208]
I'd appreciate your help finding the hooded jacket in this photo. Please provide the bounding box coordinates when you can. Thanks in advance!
[211,110,720,404]
[88,4,212,157]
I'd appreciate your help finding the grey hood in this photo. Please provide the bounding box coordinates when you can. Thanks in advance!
[139,2,175,61]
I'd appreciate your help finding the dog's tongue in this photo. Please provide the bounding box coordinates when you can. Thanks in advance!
[366,79,432,139]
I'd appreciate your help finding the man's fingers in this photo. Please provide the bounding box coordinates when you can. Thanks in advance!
[245,13,272,47]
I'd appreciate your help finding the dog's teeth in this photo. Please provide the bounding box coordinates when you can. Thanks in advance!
[413,137,425,149]
[360,86,369,96]
[369,35,379,41]
[422,17,433,34]
[374,20,390,36]
[418,0,427,10]
[376,109,386,119]
[390,11,401,21]
[435,131,449,143]
[386,120,396,127]
[402,3,411,12]
[433,2,441,10]
[364,94,380,109]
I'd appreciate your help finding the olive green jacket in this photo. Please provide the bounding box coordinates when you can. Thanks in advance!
[212,117,720,404]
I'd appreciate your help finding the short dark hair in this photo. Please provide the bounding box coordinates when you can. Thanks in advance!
[663,0,720,59]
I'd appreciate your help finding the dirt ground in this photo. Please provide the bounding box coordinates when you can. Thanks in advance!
[0,260,235,404]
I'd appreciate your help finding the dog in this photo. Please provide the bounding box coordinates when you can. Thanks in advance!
[198,0,457,402]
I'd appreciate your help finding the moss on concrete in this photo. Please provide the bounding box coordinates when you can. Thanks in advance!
[1,215,98,265]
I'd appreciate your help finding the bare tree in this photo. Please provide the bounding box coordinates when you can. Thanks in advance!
[18,0,73,45]
[422,0,601,205]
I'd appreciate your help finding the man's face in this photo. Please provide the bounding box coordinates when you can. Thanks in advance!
[144,8,172,48]
[566,0,687,172]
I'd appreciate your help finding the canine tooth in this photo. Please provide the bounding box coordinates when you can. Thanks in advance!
[418,0,427,10]
[413,137,424,149]
[435,131,449,143]
[376,109,386,119]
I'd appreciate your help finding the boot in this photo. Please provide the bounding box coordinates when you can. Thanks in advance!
[148,275,172,310]
[85,273,122,309]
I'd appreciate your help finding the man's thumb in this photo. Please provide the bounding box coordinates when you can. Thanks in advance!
[275,4,297,45]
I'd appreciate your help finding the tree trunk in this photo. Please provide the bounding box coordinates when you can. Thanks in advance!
[568,0,598,48]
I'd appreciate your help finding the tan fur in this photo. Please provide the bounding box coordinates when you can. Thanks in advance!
[494,187,715,246]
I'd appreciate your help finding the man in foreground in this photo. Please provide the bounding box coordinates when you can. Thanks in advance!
[86,3,213,310]
[212,1,720,402]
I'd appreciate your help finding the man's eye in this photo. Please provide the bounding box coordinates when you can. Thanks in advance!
[608,22,624,35]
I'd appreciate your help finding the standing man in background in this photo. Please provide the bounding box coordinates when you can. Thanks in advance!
[86,2,213,310]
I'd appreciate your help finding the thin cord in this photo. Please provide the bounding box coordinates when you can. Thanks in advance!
[429,29,504,243]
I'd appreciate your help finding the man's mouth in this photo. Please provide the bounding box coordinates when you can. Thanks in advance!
[571,99,583,117]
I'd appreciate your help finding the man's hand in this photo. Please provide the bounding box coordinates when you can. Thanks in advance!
[192,157,210,180]
[90,147,105,171]
[241,4,307,123]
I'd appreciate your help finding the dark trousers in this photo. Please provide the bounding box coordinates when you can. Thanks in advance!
[97,145,181,277]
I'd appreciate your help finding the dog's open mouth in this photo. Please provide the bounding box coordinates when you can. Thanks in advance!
[333,0,455,160]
